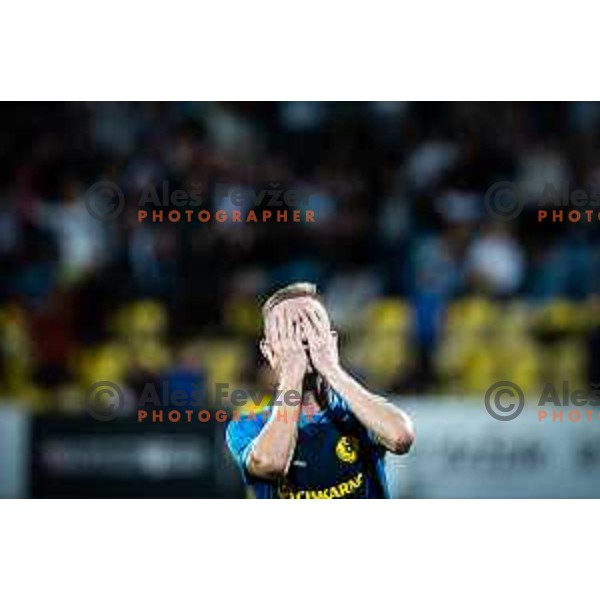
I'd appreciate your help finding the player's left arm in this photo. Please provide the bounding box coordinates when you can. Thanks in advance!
[301,307,415,455]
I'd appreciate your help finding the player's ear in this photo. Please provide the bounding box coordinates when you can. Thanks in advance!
[260,339,276,369]
[331,329,338,343]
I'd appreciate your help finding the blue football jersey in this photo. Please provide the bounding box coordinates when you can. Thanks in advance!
[225,391,389,499]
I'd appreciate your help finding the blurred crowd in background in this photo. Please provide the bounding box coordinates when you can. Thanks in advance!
[1,101,600,414]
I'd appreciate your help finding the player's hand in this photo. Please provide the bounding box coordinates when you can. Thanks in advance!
[267,305,308,383]
[300,306,340,379]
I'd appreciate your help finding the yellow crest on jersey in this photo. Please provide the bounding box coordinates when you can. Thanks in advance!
[336,436,359,464]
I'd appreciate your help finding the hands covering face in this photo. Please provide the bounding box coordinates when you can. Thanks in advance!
[298,302,339,378]
[263,299,339,381]
[264,303,308,382]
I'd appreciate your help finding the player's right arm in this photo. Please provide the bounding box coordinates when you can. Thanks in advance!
[246,307,306,480]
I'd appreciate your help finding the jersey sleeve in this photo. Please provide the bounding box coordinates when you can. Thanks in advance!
[225,415,266,484]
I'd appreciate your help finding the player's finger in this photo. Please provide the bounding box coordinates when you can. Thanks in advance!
[299,320,315,352]
[274,309,285,343]
[302,307,323,337]
[290,313,298,339]
[301,313,321,352]
[290,308,305,348]
[312,305,325,325]
[297,313,306,341]
[283,308,294,341]
[266,312,278,344]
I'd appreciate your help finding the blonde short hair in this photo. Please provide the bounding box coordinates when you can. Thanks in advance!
[261,282,323,317]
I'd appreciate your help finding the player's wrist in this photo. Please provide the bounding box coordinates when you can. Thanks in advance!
[319,362,344,383]
[278,351,307,380]
[277,371,305,395]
